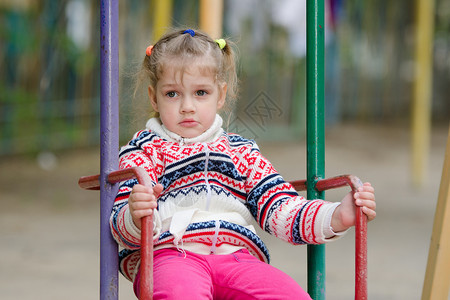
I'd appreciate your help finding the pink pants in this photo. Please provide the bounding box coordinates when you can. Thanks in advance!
[133,248,311,299]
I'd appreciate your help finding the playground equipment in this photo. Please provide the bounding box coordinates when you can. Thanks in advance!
[79,169,367,300]
[421,126,450,300]
[412,0,435,187]
[78,0,368,299]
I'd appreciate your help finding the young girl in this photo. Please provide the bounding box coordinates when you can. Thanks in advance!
[110,28,376,299]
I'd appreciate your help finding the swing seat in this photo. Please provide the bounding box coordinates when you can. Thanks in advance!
[79,167,368,300]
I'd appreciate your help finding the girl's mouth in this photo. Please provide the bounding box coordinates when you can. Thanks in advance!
[180,120,198,127]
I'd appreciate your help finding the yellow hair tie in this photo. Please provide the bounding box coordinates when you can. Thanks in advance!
[215,39,226,50]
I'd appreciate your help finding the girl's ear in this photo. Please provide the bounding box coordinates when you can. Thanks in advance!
[148,86,159,112]
[217,83,227,110]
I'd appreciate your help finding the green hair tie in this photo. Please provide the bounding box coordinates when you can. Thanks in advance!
[215,39,226,50]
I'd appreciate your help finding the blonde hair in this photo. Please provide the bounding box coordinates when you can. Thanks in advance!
[136,28,238,116]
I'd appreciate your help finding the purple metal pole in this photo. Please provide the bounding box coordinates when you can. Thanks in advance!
[100,0,119,299]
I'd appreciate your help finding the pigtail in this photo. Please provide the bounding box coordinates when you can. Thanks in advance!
[211,37,238,129]
[218,38,239,104]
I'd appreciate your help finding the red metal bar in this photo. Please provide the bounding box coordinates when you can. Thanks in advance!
[289,175,368,300]
[79,167,154,300]
[78,174,101,190]
[289,179,307,191]
[315,175,367,300]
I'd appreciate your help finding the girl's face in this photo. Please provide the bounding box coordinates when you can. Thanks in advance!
[149,62,226,139]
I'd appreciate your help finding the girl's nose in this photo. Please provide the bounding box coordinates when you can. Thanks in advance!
[180,97,195,113]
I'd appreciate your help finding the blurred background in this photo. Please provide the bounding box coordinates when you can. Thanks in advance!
[0,0,449,299]
[0,0,448,155]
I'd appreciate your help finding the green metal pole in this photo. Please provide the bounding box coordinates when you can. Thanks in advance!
[306,0,326,299]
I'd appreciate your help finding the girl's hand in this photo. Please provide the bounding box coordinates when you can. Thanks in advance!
[128,183,164,229]
[331,182,376,233]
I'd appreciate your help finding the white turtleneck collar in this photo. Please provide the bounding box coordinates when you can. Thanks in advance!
[145,114,224,145]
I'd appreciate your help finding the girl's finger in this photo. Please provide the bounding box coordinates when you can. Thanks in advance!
[132,209,154,219]
[130,200,157,210]
[131,192,156,201]
[358,186,374,194]
[355,199,376,211]
[362,206,376,221]
[354,191,375,201]
[132,185,155,197]
[362,199,376,209]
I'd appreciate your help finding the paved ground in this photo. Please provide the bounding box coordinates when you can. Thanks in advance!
[0,122,448,299]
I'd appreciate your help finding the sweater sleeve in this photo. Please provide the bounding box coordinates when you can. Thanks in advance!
[109,131,162,250]
[244,143,346,245]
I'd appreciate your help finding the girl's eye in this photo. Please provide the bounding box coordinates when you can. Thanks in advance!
[166,91,178,98]
[195,90,207,96]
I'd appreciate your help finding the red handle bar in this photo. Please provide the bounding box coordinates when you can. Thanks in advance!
[290,175,367,300]
[79,167,154,300]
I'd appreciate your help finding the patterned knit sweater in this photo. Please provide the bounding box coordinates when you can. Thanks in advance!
[110,115,343,282]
